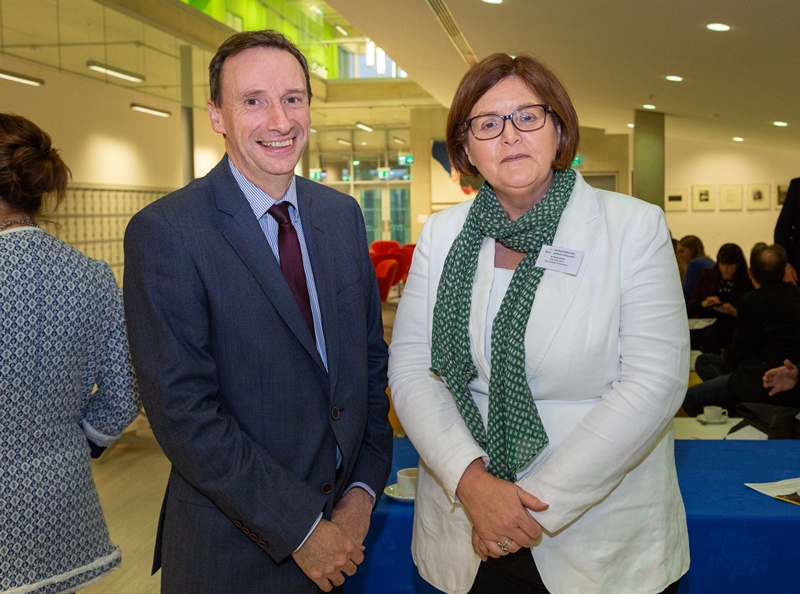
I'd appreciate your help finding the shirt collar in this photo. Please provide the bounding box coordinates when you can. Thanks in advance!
[227,157,299,220]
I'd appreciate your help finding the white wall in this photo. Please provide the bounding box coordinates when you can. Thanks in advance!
[664,136,800,259]
[0,54,225,189]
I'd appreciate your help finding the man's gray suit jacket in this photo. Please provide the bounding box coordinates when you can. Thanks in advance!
[123,156,393,593]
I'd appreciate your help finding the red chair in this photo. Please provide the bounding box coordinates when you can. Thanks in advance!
[371,240,400,254]
[386,249,411,285]
[371,251,400,272]
[398,244,416,282]
[374,259,398,302]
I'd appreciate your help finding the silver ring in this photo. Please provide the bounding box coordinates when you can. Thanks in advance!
[498,538,512,552]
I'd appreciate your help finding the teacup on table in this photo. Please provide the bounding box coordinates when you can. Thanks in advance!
[397,467,418,497]
[703,406,728,422]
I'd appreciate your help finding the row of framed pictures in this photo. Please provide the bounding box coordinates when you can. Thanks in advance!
[665,183,789,212]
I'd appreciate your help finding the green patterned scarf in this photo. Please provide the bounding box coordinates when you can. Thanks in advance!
[430,168,576,481]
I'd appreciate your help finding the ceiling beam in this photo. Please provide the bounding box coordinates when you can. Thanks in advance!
[92,0,233,52]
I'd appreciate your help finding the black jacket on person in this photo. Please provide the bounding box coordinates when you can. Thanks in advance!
[775,177,800,271]
[724,282,800,407]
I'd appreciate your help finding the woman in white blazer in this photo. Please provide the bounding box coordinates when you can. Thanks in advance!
[388,54,689,594]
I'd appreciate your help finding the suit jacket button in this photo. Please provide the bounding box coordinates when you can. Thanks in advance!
[330,407,340,420]
[321,482,334,494]
[257,540,267,549]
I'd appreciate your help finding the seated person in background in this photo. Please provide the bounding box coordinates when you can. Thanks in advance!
[687,243,753,354]
[763,359,799,395]
[683,244,800,416]
[677,235,715,300]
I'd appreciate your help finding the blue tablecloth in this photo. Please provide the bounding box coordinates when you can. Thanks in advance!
[349,438,800,594]
[675,440,800,594]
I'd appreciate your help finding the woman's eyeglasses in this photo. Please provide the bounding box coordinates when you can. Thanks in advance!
[465,104,551,140]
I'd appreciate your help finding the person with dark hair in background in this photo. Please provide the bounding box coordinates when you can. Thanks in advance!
[687,243,753,354]
[389,53,688,594]
[677,234,715,300]
[774,177,800,283]
[123,30,391,593]
[683,244,800,416]
[0,113,141,592]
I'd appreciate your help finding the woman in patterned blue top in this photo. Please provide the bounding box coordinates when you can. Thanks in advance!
[0,113,141,593]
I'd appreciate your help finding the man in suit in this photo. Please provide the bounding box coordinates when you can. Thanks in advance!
[683,244,800,416]
[123,30,392,593]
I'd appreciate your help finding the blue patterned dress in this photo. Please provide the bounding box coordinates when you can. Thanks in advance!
[0,227,140,593]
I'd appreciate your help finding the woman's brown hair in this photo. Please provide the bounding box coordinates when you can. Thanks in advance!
[0,113,70,215]
[446,53,580,178]
[678,235,706,260]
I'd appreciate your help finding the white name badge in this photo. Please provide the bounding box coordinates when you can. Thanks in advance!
[535,245,584,276]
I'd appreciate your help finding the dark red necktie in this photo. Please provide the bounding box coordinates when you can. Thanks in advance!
[268,202,315,338]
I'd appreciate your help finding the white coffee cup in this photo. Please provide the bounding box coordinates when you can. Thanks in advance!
[703,406,728,422]
[397,467,418,497]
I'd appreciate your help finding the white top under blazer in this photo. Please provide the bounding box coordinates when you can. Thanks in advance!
[388,171,690,594]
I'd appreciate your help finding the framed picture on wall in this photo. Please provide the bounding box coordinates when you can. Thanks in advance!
[665,188,688,212]
[777,184,790,208]
[692,185,716,211]
[719,184,743,211]
[746,183,771,210]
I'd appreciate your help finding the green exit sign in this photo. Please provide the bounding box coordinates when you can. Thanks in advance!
[377,167,391,180]
[398,154,415,165]
[571,155,582,167]
[309,168,323,181]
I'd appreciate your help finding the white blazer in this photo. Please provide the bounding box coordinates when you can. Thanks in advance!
[388,172,690,594]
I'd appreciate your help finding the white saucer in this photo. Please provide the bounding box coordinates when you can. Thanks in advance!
[697,414,728,425]
[384,483,415,502]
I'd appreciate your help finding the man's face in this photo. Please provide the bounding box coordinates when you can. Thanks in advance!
[208,47,310,197]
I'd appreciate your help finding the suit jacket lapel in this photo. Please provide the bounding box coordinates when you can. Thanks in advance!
[211,159,325,372]
[297,178,339,397]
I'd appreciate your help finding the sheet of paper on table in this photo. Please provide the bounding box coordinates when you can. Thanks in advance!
[688,318,717,330]
[724,425,768,440]
[745,477,800,506]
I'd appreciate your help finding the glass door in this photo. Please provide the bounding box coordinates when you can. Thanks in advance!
[359,184,410,245]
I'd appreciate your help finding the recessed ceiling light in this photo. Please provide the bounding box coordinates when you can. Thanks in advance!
[356,122,374,132]
[310,128,317,134]
[627,123,635,128]
[482,0,503,4]
[666,75,683,82]
[360,141,367,145]
[130,103,170,118]
[732,137,744,142]
[335,25,348,36]
[774,121,789,127]
[642,104,656,110]
[87,60,144,83]
[393,137,406,145]
[0,68,43,86]
[707,23,731,32]
[352,160,360,166]
[336,138,352,146]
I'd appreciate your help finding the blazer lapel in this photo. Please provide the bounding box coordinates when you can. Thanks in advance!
[523,173,601,380]
[297,178,338,393]
[211,160,325,372]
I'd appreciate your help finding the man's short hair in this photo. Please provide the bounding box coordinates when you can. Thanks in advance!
[750,244,788,286]
[209,30,312,107]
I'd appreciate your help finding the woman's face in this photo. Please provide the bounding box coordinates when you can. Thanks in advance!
[464,76,560,211]
[677,244,692,264]
[719,262,738,280]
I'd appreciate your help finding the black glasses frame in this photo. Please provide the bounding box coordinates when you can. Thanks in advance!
[465,103,551,140]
